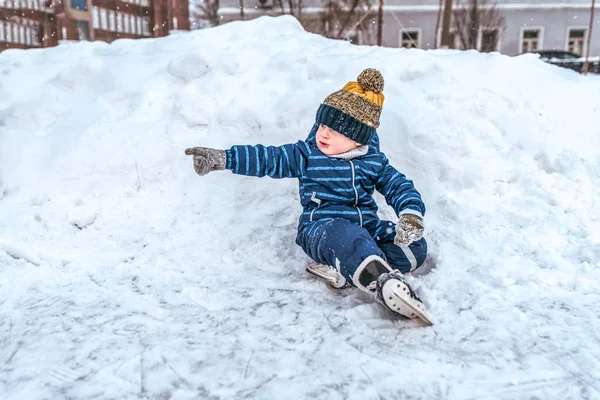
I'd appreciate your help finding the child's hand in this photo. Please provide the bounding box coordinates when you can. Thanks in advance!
[184,147,226,176]
[394,213,424,246]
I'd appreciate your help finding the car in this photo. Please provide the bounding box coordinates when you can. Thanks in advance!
[515,50,600,74]
[529,50,582,62]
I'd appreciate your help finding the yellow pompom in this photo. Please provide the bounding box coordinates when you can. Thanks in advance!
[342,81,385,108]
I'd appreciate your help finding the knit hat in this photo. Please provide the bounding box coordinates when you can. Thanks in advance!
[315,68,385,145]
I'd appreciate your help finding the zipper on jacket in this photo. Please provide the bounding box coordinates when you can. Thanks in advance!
[309,191,321,222]
[348,160,363,226]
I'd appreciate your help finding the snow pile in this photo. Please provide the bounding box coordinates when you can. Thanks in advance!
[1,16,600,399]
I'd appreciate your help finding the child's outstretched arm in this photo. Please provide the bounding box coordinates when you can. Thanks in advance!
[185,142,310,179]
[375,155,426,246]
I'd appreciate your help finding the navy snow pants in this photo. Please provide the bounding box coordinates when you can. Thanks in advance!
[296,218,427,287]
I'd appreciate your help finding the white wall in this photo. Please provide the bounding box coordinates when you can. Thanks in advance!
[215,2,600,56]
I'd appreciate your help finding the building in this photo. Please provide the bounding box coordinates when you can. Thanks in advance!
[216,0,600,57]
[0,0,190,51]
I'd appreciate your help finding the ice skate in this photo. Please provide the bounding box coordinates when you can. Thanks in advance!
[374,270,433,325]
[305,263,349,289]
[353,255,433,325]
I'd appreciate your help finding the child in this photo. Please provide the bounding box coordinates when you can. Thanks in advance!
[185,68,431,324]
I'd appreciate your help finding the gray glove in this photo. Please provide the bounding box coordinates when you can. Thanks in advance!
[184,147,226,176]
[394,213,424,246]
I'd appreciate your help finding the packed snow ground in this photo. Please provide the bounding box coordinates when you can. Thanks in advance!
[1,16,600,399]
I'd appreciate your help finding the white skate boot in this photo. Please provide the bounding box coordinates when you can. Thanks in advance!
[305,263,349,289]
[353,255,433,325]
[373,270,433,325]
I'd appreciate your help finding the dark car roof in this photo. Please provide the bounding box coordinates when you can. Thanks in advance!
[522,50,581,59]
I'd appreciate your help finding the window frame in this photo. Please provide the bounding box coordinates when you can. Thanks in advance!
[136,16,142,35]
[478,26,502,53]
[129,14,136,34]
[519,26,544,54]
[99,8,108,30]
[565,26,588,57]
[76,20,90,41]
[92,6,100,29]
[109,10,116,31]
[399,28,421,49]
[116,12,123,33]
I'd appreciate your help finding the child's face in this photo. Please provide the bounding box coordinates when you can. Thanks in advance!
[316,124,361,155]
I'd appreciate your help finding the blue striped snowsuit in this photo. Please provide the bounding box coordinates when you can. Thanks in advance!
[224,123,427,285]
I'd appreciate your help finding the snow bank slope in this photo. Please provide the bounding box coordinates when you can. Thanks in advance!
[1,16,599,399]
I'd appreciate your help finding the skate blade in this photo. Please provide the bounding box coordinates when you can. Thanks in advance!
[390,287,434,326]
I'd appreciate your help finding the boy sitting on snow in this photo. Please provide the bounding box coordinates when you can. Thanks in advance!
[185,68,431,324]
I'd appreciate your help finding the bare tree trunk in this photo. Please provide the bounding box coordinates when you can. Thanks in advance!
[583,0,596,74]
[215,0,221,26]
[274,0,285,13]
[345,6,374,40]
[454,0,504,50]
[377,0,383,45]
[298,0,303,23]
[193,0,221,28]
[239,0,244,19]
[434,0,443,48]
[288,0,295,15]
[440,0,453,47]
[315,0,375,41]
[470,0,479,49]
[336,0,361,38]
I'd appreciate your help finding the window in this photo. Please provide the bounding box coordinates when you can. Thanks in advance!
[124,13,130,33]
[109,10,115,31]
[137,16,142,35]
[26,26,32,45]
[92,7,99,29]
[401,30,419,48]
[71,0,87,11]
[130,15,136,34]
[521,29,541,53]
[567,29,586,56]
[32,26,40,45]
[0,21,4,41]
[19,25,25,44]
[76,20,90,40]
[480,28,499,52]
[100,8,108,30]
[142,18,150,36]
[12,24,18,43]
[116,12,123,33]
[5,23,11,42]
